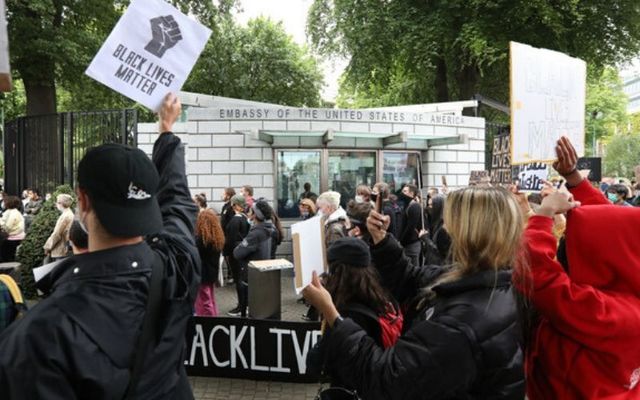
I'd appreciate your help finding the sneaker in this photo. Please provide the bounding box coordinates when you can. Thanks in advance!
[227,306,242,317]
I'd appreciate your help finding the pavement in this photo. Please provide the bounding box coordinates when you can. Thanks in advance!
[190,269,320,400]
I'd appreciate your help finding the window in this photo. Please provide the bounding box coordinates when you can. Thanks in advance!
[383,153,421,196]
[276,151,321,218]
[328,151,376,208]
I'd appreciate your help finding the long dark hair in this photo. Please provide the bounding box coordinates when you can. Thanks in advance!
[324,263,392,315]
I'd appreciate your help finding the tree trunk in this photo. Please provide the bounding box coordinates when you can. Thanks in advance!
[456,64,479,116]
[23,77,57,116]
[434,56,449,102]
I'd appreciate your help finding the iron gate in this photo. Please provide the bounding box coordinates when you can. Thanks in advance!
[3,109,137,195]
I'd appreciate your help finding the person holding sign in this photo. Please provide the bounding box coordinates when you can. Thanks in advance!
[303,186,525,399]
[0,93,201,399]
[520,136,640,399]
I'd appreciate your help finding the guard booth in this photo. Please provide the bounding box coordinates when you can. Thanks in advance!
[137,92,487,260]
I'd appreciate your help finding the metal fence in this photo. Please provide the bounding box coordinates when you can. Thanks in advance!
[4,109,137,195]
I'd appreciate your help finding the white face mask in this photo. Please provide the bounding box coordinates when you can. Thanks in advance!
[355,195,364,203]
[74,207,89,234]
[56,203,65,212]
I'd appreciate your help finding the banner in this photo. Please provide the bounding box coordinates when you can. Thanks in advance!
[468,170,490,186]
[490,133,512,185]
[0,0,11,92]
[512,163,548,191]
[576,157,601,182]
[185,317,322,383]
[86,0,211,111]
[510,41,586,164]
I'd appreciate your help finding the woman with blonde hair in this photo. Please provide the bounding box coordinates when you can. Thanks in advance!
[194,209,225,316]
[44,194,74,261]
[303,186,525,399]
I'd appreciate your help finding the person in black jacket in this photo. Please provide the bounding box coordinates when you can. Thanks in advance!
[232,200,277,317]
[224,194,250,316]
[219,187,235,230]
[0,93,201,399]
[194,209,225,316]
[303,186,525,400]
[398,184,422,267]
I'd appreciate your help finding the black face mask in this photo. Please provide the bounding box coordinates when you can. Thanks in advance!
[400,192,414,203]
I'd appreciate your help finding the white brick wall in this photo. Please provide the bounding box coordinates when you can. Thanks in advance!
[211,134,244,147]
[211,161,244,174]
[245,161,273,174]
[198,121,231,133]
[231,147,262,160]
[198,148,229,161]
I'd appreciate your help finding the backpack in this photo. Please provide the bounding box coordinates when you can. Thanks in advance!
[343,303,403,348]
[0,274,28,329]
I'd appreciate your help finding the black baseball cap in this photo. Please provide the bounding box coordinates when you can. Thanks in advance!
[77,144,162,237]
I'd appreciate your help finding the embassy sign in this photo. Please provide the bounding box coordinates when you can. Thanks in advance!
[198,107,472,126]
[185,316,322,383]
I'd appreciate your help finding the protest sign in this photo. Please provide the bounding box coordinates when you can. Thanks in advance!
[291,216,326,294]
[0,0,11,92]
[185,317,321,383]
[490,133,512,185]
[469,170,490,186]
[86,0,211,111]
[510,41,586,164]
[576,157,601,182]
[512,163,548,191]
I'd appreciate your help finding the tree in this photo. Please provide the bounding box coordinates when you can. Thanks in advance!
[603,133,640,179]
[309,0,640,108]
[184,17,324,107]
[5,0,233,116]
[584,67,628,156]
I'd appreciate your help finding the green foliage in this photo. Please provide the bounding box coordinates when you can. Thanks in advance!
[585,67,629,155]
[17,185,75,299]
[310,0,640,106]
[602,133,640,179]
[184,17,324,107]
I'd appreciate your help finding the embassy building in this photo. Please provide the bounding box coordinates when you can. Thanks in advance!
[137,91,487,259]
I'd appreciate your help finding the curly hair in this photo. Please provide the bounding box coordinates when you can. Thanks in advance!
[196,209,225,251]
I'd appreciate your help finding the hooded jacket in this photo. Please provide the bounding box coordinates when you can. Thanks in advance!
[524,179,640,399]
[233,220,276,270]
[0,132,200,399]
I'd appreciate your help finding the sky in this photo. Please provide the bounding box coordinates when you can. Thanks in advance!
[232,0,347,102]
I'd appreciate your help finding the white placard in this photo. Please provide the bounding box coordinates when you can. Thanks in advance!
[85,0,211,111]
[0,0,11,92]
[510,41,586,164]
[291,216,327,294]
[514,163,548,192]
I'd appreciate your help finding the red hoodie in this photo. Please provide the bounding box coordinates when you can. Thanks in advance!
[524,180,640,399]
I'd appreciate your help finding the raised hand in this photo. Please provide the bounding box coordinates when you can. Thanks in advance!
[366,209,390,245]
[158,92,181,133]
[537,191,580,217]
[553,136,583,187]
[145,15,183,58]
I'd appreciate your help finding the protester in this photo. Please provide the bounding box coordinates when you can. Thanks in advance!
[232,200,277,317]
[43,194,74,261]
[270,210,284,259]
[519,136,640,400]
[194,192,208,212]
[23,188,43,216]
[299,182,318,202]
[303,186,525,399]
[316,191,348,247]
[419,194,449,266]
[372,182,402,239]
[68,220,88,255]
[0,93,201,398]
[398,183,422,267]
[355,184,371,204]
[307,237,402,391]
[299,198,316,220]
[0,196,25,262]
[606,184,632,206]
[345,199,372,241]
[241,184,255,210]
[194,209,225,317]
[220,187,236,230]
[224,194,250,316]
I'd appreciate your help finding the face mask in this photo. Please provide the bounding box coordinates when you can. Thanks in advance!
[607,192,619,203]
[316,210,324,218]
[355,195,364,203]
[248,219,255,227]
[56,203,64,212]
[74,207,89,234]
[301,211,309,218]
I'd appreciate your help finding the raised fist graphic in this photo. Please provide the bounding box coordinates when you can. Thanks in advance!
[144,15,182,58]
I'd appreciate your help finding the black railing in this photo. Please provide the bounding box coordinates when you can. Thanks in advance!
[4,109,137,195]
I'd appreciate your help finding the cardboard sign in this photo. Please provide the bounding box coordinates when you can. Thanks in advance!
[185,317,321,383]
[469,170,490,186]
[0,0,11,92]
[510,41,586,164]
[291,216,326,294]
[512,163,548,191]
[85,0,211,111]
[576,157,601,182]
[490,133,512,185]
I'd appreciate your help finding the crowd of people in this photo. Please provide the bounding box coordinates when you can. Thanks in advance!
[0,92,638,399]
